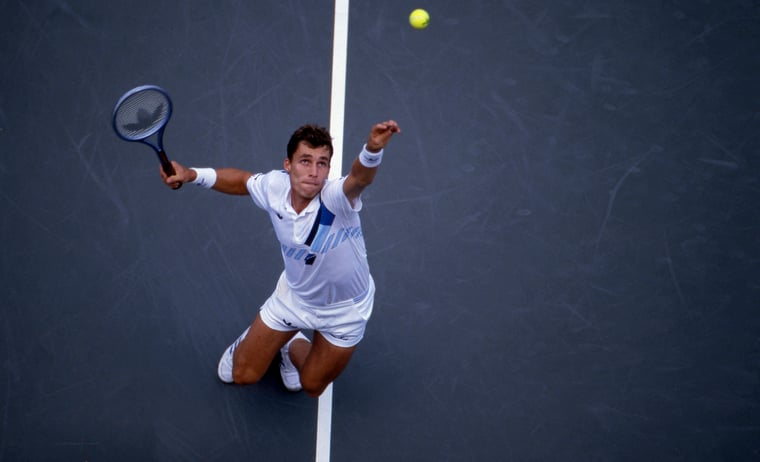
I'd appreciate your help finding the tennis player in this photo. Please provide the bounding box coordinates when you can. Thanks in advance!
[161,120,400,397]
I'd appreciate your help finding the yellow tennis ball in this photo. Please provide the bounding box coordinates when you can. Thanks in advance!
[409,9,429,29]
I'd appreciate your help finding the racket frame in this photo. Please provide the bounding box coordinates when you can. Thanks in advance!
[112,84,176,178]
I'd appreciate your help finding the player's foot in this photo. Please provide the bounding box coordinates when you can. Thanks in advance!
[280,331,309,392]
[217,327,250,383]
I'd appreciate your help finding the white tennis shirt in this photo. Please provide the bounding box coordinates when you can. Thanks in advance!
[246,170,371,306]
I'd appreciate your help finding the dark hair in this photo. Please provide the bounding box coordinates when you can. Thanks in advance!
[286,124,333,160]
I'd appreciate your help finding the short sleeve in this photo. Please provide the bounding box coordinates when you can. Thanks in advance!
[246,170,289,211]
[321,176,362,215]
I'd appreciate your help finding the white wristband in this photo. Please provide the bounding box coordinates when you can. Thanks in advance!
[359,144,383,168]
[190,168,217,189]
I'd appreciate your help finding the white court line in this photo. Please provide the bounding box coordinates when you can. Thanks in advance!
[317,1,349,462]
[328,0,349,181]
[316,382,334,462]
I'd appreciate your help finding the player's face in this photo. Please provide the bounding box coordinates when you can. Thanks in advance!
[285,141,331,209]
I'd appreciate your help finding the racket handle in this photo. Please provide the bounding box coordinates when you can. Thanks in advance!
[158,150,181,190]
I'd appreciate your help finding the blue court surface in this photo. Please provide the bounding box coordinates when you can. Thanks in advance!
[2,1,759,460]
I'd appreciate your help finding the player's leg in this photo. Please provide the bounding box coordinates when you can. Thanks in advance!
[286,278,375,396]
[222,271,305,385]
[231,313,296,384]
[288,331,356,398]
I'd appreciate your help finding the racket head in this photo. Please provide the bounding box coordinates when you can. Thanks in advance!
[112,85,173,143]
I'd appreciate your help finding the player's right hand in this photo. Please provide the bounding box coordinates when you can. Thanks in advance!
[161,160,193,189]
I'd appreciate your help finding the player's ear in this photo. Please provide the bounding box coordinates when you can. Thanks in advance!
[283,158,291,172]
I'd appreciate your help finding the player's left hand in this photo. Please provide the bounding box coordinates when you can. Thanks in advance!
[366,120,401,152]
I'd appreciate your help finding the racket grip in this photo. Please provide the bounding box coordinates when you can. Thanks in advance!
[158,150,181,190]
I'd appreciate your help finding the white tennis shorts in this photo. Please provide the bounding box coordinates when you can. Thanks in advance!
[259,272,375,348]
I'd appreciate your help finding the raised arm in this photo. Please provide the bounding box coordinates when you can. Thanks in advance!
[161,161,254,195]
[343,120,401,205]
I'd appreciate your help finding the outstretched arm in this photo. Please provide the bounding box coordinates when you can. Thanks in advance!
[161,161,254,195]
[343,120,401,206]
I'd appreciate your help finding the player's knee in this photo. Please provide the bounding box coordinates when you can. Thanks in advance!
[301,377,329,398]
[232,365,264,385]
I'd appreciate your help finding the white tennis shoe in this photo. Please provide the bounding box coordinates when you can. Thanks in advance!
[217,327,250,383]
[280,331,310,392]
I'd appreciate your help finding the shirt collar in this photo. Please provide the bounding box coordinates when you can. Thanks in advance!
[284,189,320,217]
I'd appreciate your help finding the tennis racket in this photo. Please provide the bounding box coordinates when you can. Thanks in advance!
[112,84,180,188]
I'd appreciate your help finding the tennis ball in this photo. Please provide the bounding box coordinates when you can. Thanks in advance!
[409,9,429,29]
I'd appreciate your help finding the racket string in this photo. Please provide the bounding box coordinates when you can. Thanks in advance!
[114,89,171,140]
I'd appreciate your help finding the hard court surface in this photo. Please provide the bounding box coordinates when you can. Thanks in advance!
[2,1,759,460]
